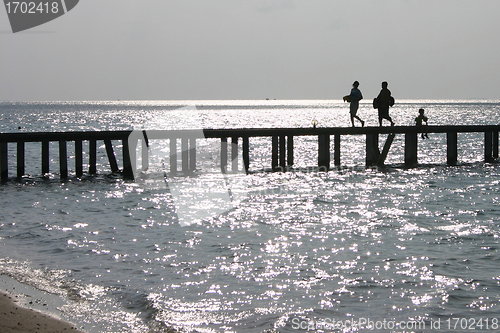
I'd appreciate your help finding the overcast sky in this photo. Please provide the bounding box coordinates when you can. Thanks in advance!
[1,0,500,101]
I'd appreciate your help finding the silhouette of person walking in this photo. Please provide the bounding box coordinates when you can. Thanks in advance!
[415,108,429,139]
[347,81,365,127]
[375,81,395,127]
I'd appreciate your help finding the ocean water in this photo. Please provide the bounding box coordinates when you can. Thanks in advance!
[1,100,500,332]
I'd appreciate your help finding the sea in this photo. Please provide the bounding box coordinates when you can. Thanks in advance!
[1,100,500,333]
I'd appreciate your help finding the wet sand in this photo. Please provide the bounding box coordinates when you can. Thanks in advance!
[0,290,85,333]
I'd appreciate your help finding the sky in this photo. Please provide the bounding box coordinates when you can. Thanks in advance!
[1,0,500,101]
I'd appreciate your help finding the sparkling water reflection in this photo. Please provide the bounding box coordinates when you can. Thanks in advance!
[1,100,500,332]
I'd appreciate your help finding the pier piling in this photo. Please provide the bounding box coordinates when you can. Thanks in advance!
[42,140,49,174]
[404,132,418,166]
[272,136,279,171]
[17,141,24,178]
[334,134,340,167]
[104,139,119,173]
[243,136,250,173]
[447,132,458,165]
[59,141,68,179]
[190,137,196,171]
[366,133,380,166]
[170,138,177,174]
[485,132,493,163]
[318,134,330,170]
[89,139,97,174]
[142,138,149,171]
[1,142,7,179]
[287,136,294,167]
[378,133,395,166]
[232,136,239,172]
[182,137,189,173]
[122,138,134,180]
[75,140,83,177]
[271,135,293,171]
[221,137,228,173]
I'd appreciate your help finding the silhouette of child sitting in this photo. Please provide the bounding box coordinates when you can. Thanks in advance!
[415,108,429,139]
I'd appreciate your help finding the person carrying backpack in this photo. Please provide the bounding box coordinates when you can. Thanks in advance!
[346,81,365,127]
[374,81,395,127]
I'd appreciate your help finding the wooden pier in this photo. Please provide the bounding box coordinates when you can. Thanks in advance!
[0,131,130,180]
[0,125,499,180]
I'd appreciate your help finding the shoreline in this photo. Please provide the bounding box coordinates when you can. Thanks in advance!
[0,289,85,333]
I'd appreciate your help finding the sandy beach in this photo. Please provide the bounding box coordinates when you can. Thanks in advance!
[0,290,85,333]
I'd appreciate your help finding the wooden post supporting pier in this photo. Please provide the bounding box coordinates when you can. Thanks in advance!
[142,138,149,171]
[318,134,330,171]
[182,137,189,172]
[190,137,196,171]
[366,133,380,166]
[75,140,83,177]
[42,140,49,175]
[170,138,177,174]
[59,141,68,179]
[221,137,228,173]
[104,139,119,173]
[378,133,396,166]
[17,141,24,178]
[404,132,418,166]
[334,134,341,167]
[89,139,97,174]
[122,138,134,180]
[232,136,239,172]
[287,136,294,167]
[1,142,7,180]
[485,132,494,163]
[242,136,250,173]
[272,136,279,171]
[447,132,458,165]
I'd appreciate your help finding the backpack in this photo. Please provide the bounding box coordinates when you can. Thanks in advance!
[373,96,395,108]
